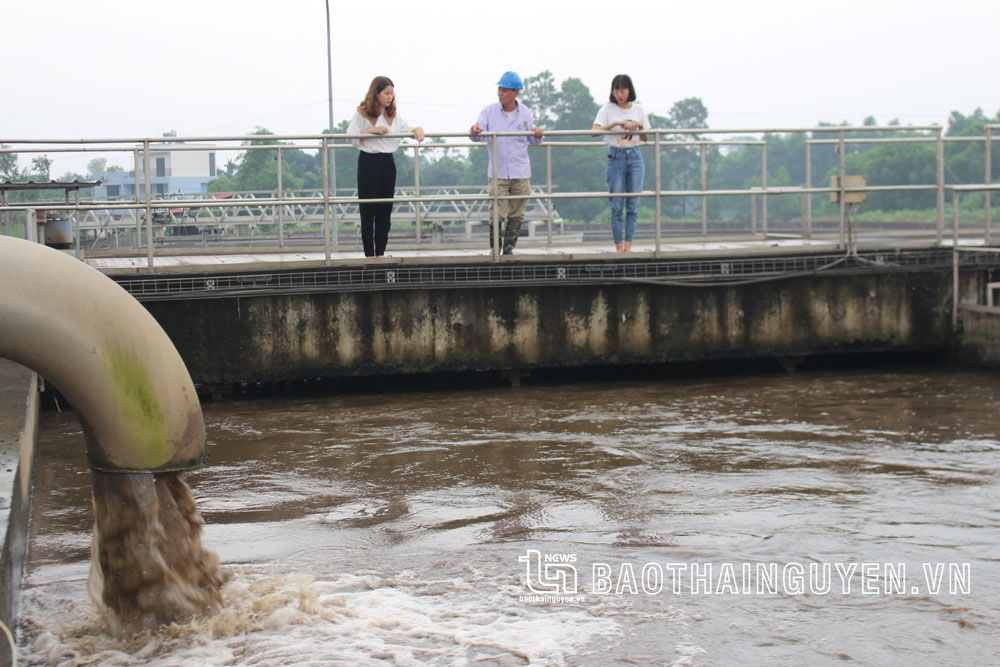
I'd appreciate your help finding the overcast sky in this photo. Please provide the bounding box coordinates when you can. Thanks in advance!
[5,0,997,174]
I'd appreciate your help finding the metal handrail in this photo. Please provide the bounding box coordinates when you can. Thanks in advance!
[2,125,997,268]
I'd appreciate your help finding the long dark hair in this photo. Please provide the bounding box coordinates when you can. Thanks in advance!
[609,74,636,103]
[359,76,396,119]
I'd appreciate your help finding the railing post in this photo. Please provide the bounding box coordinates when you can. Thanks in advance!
[25,209,37,243]
[953,189,960,246]
[546,143,553,245]
[277,147,284,248]
[986,126,992,244]
[805,140,813,239]
[761,142,768,238]
[331,155,339,249]
[73,187,83,260]
[936,127,945,245]
[491,134,500,260]
[952,247,959,329]
[133,148,142,249]
[143,140,153,270]
[838,129,847,249]
[322,137,331,264]
[414,143,422,245]
[700,143,708,236]
[654,130,661,254]
[0,190,7,237]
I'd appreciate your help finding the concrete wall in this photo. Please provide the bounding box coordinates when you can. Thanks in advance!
[957,306,1000,368]
[955,266,1000,368]
[0,361,39,667]
[143,270,954,386]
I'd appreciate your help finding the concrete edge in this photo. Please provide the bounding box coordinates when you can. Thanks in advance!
[86,239,950,277]
[0,367,39,667]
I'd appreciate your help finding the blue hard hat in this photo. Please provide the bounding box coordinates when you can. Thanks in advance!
[497,71,523,90]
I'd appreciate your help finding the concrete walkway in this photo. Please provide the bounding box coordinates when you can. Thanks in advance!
[83,237,863,275]
[79,232,991,277]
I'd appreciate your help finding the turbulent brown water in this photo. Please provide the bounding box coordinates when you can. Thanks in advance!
[88,470,227,633]
[15,366,1000,665]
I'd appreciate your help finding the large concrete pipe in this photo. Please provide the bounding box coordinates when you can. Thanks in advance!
[0,235,206,472]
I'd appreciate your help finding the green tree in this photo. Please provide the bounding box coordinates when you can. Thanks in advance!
[0,145,19,180]
[522,70,559,127]
[552,77,599,133]
[331,119,357,194]
[709,141,761,221]
[459,142,489,187]
[547,77,603,221]
[420,154,468,187]
[667,97,709,138]
[845,139,937,211]
[58,170,87,184]
[29,155,52,180]
[944,108,999,186]
[657,97,711,216]
[947,108,988,136]
[87,158,108,178]
[282,148,322,190]
[207,127,304,193]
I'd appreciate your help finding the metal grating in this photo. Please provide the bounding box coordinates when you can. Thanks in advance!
[115,249,987,301]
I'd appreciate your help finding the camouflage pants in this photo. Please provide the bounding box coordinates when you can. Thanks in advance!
[488,178,531,253]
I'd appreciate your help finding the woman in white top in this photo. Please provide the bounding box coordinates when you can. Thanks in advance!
[346,76,425,257]
[592,74,649,252]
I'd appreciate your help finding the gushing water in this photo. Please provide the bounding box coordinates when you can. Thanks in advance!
[87,470,227,634]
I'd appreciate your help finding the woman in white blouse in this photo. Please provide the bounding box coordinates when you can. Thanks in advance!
[592,74,649,252]
[346,76,425,257]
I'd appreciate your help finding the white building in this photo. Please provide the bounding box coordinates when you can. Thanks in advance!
[95,132,218,199]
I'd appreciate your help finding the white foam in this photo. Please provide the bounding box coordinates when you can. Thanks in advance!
[19,567,621,666]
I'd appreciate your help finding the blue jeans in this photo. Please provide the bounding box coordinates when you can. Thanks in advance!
[606,146,645,244]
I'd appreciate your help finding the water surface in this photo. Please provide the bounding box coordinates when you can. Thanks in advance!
[17,367,1000,665]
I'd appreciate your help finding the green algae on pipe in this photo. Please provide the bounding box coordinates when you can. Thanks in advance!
[0,235,206,472]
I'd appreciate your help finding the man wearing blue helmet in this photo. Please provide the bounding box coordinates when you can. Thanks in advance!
[470,71,545,255]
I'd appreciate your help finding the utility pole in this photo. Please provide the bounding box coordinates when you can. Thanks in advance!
[325,0,338,245]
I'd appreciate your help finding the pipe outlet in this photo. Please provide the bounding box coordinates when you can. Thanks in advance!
[0,235,206,472]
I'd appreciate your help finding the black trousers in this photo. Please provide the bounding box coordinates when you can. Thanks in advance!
[357,151,396,257]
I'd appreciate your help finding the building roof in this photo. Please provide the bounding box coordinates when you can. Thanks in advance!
[0,179,101,192]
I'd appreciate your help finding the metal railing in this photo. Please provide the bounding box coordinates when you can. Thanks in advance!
[2,124,997,268]
[68,185,564,249]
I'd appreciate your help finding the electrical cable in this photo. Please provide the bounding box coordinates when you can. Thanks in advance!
[616,254,852,288]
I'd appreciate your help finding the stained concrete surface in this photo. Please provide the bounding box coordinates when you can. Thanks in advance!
[0,359,39,666]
